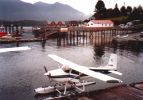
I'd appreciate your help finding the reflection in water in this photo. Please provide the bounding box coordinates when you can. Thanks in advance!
[93,45,105,64]
[111,40,143,56]
[41,40,46,49]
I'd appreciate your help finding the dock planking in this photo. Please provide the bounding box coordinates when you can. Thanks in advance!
[60,82,143,100]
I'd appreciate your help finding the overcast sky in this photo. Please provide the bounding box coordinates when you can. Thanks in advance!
[21,0,143,15]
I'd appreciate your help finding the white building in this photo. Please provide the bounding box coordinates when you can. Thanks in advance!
[86,20,114,27]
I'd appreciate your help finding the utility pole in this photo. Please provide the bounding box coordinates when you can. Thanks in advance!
[124,2,126,7]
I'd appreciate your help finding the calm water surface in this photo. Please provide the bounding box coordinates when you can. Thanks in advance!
[0,36,143,100]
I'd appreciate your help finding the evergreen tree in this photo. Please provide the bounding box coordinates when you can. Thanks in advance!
[130,7,138,20]
[129,6,143,20]
[120,6,127,16]
[106,8,114,18]
[95,0,106,12]
[126,6,132,16]
[94,0,107,19]
[113,3,121,17]
[92,0,143,22]
[137,5,143,20]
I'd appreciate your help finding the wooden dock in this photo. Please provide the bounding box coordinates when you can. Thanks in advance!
[60,82,143,100]
[0,37,43,43]
[34,26,131,38]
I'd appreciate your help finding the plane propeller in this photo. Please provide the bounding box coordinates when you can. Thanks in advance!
[44,66,51,81]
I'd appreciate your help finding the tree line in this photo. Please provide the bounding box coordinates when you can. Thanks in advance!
[0,20,47,26]
[92,0,143,24]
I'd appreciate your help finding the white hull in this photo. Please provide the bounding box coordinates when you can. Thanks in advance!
[35,81,96,94]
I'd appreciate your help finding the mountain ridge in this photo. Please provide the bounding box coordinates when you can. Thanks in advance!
[0,0,87,21]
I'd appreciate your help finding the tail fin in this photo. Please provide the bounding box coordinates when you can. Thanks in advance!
[107,54,117,69]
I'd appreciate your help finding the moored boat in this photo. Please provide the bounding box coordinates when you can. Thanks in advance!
[0,25,6,37]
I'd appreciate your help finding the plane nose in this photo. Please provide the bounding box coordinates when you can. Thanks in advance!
[44,72,51,76]
[44,72,49,76]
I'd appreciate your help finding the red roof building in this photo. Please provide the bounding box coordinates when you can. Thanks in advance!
[50,21,57,27]
[67,21,79,26]
[47,21,65,27]
[57,21,65,27]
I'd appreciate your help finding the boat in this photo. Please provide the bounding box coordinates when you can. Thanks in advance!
[0,25,6,37]
[0,32,6,37]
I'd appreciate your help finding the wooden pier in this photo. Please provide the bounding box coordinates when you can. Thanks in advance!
[0,26,132,46]
[54,27,131,46]
[0,37,43,43]
[34,26,131,38]
[31,26,132,46]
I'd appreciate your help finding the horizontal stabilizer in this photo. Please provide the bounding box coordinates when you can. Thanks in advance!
[107,80,122,83]
[109,71,122,76]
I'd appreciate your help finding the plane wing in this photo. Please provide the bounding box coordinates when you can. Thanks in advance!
[48,54,122,83]
[0,46,31,53]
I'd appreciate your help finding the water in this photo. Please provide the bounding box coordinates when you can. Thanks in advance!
[0,35,143,100]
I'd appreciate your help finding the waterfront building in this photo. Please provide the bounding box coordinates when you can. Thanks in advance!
[47,21,65,27]
[86,20,114,27]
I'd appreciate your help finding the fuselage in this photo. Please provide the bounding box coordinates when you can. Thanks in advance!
[46,67,112,84]
[44,54,122,84]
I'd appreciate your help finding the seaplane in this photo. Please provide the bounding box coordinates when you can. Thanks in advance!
[0,46,31,53]
[35,54,123,97]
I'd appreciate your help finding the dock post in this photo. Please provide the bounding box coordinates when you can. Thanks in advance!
[97,30,100,44]
[11,25,14,33]
[73,31,75,45]
[85,31,88,44]
[69,31,72,45]
[20,26,23,34]
[63,33,66,46]
[83,31,85,44]
[57,32,61,46]
[66,31,69,45]
[8,26,11,34]
[5,25,8,33]
[76,31,79,45]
